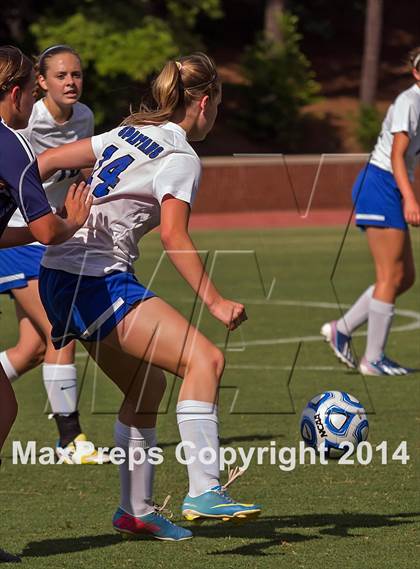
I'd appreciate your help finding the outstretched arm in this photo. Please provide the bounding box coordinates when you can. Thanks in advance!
[160,195,247,330]
[38,138,96,182]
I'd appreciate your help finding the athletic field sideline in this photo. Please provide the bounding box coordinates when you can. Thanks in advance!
[0,225,418,568]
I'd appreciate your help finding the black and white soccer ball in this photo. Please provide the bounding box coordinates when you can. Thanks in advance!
[300,391,369,458]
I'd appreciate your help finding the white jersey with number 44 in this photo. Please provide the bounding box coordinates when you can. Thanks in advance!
[42,121,202,276]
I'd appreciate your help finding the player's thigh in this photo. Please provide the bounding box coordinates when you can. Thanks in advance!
[13,302,46,358]
[101,296,224,378]
[13,281,75,364]
[81,339,166,410]
[366,227,406,278]
[12,279,52,339]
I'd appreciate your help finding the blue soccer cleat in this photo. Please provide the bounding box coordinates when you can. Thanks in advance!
[321,321,356,369]
[359,356,414,376]
[113,502,193,541]
[182,467,261,522]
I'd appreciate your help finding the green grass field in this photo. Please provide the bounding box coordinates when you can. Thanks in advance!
[1,225,419,568]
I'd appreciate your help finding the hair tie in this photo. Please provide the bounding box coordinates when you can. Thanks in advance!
[185,73,218,91]
[175,61,182,72]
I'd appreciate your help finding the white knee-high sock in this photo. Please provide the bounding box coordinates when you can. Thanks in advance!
[365,298,395,362]
[336,285,374,336]
[176,400,220,498]
[0,352,18,382]
[114,419,156,517]
[42,364,77,415]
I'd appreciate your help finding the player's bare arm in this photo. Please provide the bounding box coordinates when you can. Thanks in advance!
[160,195,247,330]
[391,131,420,226]
[37,138,96,181]
[0,226,34,248]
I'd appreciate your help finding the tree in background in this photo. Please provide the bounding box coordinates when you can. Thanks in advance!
[264,0,285,44]
[360,0,383,106]
[29,0,222,128]
[237,10,319,150]
[357,0,384,150]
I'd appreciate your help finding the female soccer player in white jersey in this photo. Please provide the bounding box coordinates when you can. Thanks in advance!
[37,52,261,541]
[0,45,108,464]
[322,48,420,376]
[0,44,91,563]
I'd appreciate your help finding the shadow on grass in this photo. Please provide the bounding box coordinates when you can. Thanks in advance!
[195,512,420,557]
[20,512,420,559]
[21,534,122,558]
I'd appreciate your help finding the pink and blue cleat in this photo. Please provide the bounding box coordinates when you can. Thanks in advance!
[112,506,193,541]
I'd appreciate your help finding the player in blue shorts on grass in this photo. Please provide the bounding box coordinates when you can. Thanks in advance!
[0,45,108,464]
[37,52,261,542]
[322,47,420,376]
[0,44,91,563]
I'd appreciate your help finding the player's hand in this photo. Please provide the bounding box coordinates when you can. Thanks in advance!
[208,297,247,330]
[403,196,420,226]
[64,181,92,228]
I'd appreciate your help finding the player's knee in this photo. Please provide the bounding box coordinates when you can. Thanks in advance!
[16,339,46,370]
[28,343,46,368]
[379,267,405,292]
[398,267,416,295]
[207,346,225,379]
[188,345,224,382]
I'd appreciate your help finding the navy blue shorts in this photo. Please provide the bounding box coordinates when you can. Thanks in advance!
[352,163,407,231]
[0,244,46,294]
[39,266,156,349]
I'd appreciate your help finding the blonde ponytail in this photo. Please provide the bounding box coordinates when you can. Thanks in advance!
[122,52,219,127]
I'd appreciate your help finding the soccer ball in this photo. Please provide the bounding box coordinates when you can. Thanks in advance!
[300,391,369,458]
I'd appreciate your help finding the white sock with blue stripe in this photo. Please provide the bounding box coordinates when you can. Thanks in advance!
[176,400,220,498]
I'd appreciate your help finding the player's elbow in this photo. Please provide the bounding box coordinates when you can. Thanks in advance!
[37,149,55,182]
[28,215,63,245]
[30,226,55,245]
[160,228,189,251]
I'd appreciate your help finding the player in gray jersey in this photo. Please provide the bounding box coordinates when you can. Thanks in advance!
[0,45,108,464]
